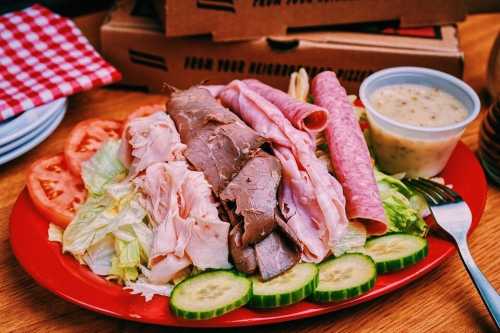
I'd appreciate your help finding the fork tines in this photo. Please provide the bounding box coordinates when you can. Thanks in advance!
[403,178,463,206]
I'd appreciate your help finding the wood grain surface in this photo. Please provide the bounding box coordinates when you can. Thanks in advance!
[1,14,499,333]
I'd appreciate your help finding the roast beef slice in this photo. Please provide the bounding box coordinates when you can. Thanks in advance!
[220,151,281,246]
[254,226,300,281]
[228,223,257,275]
[167,87,266,193]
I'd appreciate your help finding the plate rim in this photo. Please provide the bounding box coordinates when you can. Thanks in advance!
[0,103,66,165]
[0,106,65,155]
[8,141,488,328]
[0,98,66,146]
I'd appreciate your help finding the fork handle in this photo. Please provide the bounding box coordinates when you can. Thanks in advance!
[457,239,500,329]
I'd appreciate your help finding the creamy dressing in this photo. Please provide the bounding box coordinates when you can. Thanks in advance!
[368,116,462,177]
[370,84,468,127]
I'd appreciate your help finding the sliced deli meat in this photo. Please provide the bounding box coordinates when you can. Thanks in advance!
[120,111,186,177]
[255,228,300,281]
[229,216,300,281]
[311,71,388,235]
[274,146,330,262]
[254,213,301,281]
[220,151,282,247]
[244,79,329,134]
[149,254,191,284]
[217,80,349,263]
[228,223,258,275]
[136,162,231,282]
[135,162,184,261]
[119,104,166,167]
[168,86,298,279]
[180,170,231,270]
[167,87,266,194]
[124,108,233,282]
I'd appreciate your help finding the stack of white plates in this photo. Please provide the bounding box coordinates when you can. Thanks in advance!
[0,98,67,166]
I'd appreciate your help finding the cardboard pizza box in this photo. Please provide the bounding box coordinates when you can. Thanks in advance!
[152,0,466,41]
[101,0,463,94]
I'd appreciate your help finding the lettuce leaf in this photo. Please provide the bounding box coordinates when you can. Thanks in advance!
[62,185,151,282]
[124,277,174,301]
[82,235,115,276]
[115,238,141,268]
[82,140,126,195]
[332,221,367,256]
[109,256,139,281]
[62,195,113,255]
[375,169,429,237]
[375,169,413,198]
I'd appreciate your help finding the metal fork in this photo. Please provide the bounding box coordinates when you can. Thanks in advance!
[404,178,500,328]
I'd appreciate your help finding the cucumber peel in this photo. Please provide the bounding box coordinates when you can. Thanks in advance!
[311,253,376,303]
[170,270,251,320]
[364,233,428,274]
[249,263,318,308]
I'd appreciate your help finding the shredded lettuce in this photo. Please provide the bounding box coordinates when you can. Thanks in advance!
[109,256,139,281]
[124,277,174,301]
[63,141,153,283]
[332,221,367,256]
[375,169,429,237]
[115,238,141,268]
[82,235,115,276]
[62,195,113,255]
[62,194,149,281]
[82,140,126,195]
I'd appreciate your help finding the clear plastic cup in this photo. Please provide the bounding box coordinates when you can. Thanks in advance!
[359,67,480,178]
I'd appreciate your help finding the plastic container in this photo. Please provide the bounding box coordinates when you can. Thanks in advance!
[360,67,480,177]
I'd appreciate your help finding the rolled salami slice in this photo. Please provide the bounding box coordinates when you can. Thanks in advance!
[311,71,388,235]
[244,79,329,134]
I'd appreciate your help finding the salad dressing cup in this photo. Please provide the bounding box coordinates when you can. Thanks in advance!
[360,67,480,178]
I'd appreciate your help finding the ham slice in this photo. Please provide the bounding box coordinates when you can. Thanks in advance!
[220,151,282,247]
[167,87,266,194]
[134,162,186,261]
[135,161,231,283]
[120,112,186,178]
[149,254,191,284]
[311,71,387,235]
[119,105,166,167]
[180,171,231,270]
[244,79,329,134]
[217,80,349,262]
[274,146,330,262]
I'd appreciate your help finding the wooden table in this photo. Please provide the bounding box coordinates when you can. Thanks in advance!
[1,14,499,333]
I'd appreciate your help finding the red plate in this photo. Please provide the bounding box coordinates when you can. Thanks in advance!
[9,141,487,328]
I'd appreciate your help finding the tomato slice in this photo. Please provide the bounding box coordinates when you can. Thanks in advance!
[27,154,87,228]
[64,118,122,176]
[120,105,166,166]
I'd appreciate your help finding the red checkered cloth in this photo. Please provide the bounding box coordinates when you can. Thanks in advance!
[0,5,121,121]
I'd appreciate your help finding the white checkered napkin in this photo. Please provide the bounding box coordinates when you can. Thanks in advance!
[0,5,121,121]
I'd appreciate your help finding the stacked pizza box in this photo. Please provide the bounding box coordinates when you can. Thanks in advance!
[100,0,467,93]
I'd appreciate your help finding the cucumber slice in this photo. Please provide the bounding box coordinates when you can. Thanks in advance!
[170,270,251,320]
[364,233,428,274]
[311,253,376,303]
[249,263,318,308]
